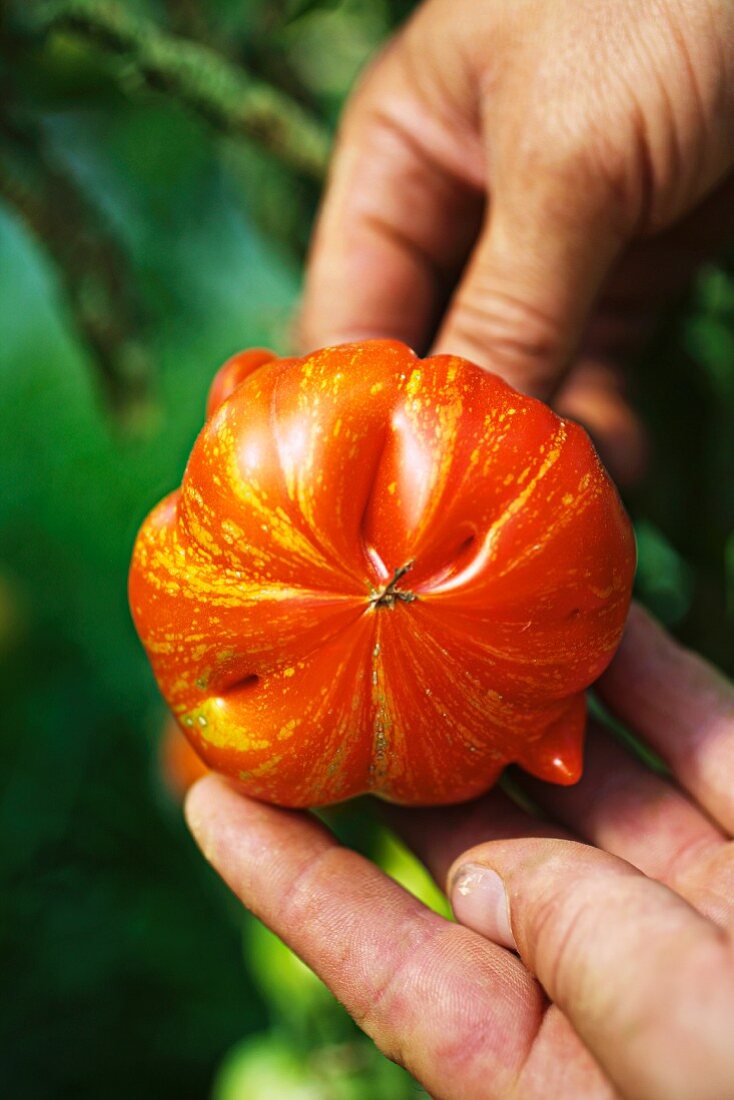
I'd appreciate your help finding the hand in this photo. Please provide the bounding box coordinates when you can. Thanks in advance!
[186,605,734,1100]
[300,0,734,484]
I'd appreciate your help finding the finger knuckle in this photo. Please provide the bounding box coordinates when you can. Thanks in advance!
[526,877,599,1004]
[338,37,404,131]
[362,925,532,1095]
[664,832,727,892]
[353,918,446,1053]
[273,845,347,929]
[448,287,566,388]
[504,102,637,235]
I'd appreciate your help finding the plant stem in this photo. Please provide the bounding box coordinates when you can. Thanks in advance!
[0,107,152,417]
[36,0,331,181]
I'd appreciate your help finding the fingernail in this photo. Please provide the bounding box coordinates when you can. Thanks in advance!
[451,863,515,949]
[183,780,218,864]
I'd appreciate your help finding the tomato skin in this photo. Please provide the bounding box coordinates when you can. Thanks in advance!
[129,340,635,807]
[205,348,276,420]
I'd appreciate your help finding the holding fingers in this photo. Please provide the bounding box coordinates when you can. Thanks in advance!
[187,609,734,1100]
[449,837,734,1100]
[302,0,734,483]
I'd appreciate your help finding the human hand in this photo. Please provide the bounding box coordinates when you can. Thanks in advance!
[300,0,734,483]
[186,605,734,1100]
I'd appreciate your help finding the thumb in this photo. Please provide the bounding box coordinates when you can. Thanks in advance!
[433,170,628,399]
[448,837,734,1100]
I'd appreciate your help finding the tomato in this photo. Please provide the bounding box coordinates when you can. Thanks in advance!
[129,340,635,807]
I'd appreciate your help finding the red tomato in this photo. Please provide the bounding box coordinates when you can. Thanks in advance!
[129,341,635,807]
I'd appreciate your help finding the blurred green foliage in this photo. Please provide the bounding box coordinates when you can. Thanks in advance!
[0,1,732,1098]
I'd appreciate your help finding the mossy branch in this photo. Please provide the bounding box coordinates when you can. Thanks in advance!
[36,0,331,181]
[0,109,152,418]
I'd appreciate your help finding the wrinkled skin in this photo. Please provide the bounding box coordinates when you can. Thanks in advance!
[130,340,634,806]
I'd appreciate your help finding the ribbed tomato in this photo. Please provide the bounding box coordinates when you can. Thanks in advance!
[129,340,635,807]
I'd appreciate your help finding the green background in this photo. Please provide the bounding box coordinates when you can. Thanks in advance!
[1,2,732,1097]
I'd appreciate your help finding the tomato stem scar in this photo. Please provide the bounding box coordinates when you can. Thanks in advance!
[370,561,417,609]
